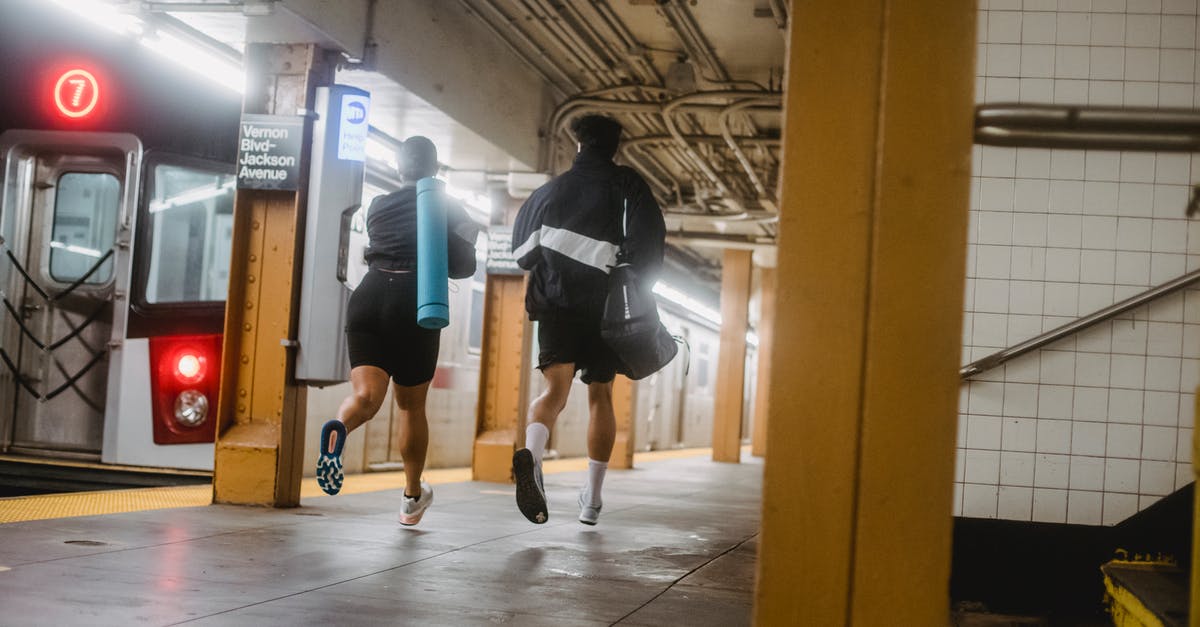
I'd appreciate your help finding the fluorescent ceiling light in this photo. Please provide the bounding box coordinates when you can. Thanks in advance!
[50,0,245,93]
[653,282,721,326]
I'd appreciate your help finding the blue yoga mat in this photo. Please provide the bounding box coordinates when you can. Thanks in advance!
[416,177,449,329]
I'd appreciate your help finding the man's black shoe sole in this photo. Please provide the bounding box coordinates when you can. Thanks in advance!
[513,449,548,524]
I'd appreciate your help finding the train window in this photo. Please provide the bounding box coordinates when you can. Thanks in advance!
[48,172,120,284]
[467,262,486,354]
[143,164,236,303]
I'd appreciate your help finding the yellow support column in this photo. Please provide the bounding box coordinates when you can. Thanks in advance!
[753,1,975,625]
[472,273,529,482]
[713,248,752,463]
[750,266,775,458]
[610,375,636,469]
[213,44,334,507]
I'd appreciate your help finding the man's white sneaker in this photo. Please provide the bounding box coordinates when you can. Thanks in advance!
[399,481,433,526]
[577,491,601,526]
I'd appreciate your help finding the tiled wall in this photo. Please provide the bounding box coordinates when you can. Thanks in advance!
[959,0,1200,525]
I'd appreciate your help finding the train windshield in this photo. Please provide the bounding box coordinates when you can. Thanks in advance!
[143,162,235,303]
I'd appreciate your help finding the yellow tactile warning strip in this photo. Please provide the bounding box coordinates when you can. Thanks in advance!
[0,447,725,524]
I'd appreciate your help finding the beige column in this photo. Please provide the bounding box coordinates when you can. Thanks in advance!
[713,248,752,463]
[753,1,976,624]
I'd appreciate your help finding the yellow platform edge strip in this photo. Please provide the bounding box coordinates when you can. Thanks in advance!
[1103,570,1167,627]
[0,446,732,524]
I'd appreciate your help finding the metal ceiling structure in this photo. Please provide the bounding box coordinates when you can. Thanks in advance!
[107,0,790,285]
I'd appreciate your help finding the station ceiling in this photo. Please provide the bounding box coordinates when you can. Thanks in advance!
[106,0,789,285]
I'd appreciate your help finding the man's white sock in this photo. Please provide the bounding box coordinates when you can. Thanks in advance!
[525,422,550,464]
[582,458,607,507]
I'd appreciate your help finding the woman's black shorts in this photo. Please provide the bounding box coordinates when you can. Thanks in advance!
[345,269,440,386]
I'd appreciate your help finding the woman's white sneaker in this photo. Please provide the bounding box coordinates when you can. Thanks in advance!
[399,481,433,526]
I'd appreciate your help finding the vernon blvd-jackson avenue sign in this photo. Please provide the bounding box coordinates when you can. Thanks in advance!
[236,114,304,190]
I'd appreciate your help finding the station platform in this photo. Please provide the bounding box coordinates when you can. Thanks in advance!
[0,450,761,625]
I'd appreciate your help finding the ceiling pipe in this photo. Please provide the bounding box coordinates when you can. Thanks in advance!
[717,99,781,199]
[458,0,578,96]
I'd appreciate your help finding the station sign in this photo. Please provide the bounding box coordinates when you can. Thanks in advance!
[236,114,304,190]
[486,226,523,275]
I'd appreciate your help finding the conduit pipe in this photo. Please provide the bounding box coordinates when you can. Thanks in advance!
[717,99,781,198]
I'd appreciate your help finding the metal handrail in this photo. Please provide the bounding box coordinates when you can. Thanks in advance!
[960,268,1200,379]
[975,104,1200,152]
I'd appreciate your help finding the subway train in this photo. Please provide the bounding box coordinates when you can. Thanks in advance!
[0,0,730,479]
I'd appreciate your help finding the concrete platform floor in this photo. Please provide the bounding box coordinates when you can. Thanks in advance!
[0,453,762,626]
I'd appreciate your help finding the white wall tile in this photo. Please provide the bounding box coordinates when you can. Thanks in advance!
[1075,352,1112,386]
[1007,353,1043,383]
[1118,182,1155,216]
[1080,249,1117,283]
[974,312,1010,347]
[1051,149,1087,179]
[1022,44,1057,77]
[953,481,964,516]
[1069,455,1106,490]
[1115,251,1152,285]
[1046,282,1081,316]
[1025,12,1059,44]
[976,245,1014,279]
[981,180,1017,213]
[1109,388,1146,423]
[1122,154,1158,183]
[1079,283,1117,313]
[979,210,1015,244]
[1127,15,1163,47]
[1139,460,1176,494]
[1004,383,1041,418]
[1183,325,1200,357]
[1153,184,1188,217]
[1177,427,1193,462]
[1152,220,1188,253]
[1072,421,1109,456]
[1033,488,1069,522]
[1146,356,1182,391]
[969,415,1005,449]
[1179,391,1196,427]
[1164,14,1198,46]
[1009,314,1045,345]
[1090,47,1127,79]
[1145,390,1182,425]
[1037,418,1074,453]
[1088,80,1124,104]
[1016,149,1053,178]
[1013,215,1049,247]
[1156,154,1192,185]
[1058,14,1093,44]
[1117,217,1153,251]
[989,11,1024,43]
[1150,252,1187,283]
[1148,292,1184,322]
[1103,492,1139,524]
[1093,0,1127,10]
[1039,384,1076,418]
[998,486,1034,519]
[1011,281,1046,314]
[1162,0,1198,14]
[1012,247,1047,280]
[1108,423,1145,457]
[1111,323,1149,355]
[1124,81,1160,105]
[1067,490,1103,524]
[981,147,1018,178]
[964,448,1002,483]
[989,43,1025,76]
[1083,216,1118,248]
[1147,322,1184,357]
[1177,461,1192,490]
[1160,82,1195,105]
[1074,387,1111,421]
[1004,417,1040,451]
[970,381,1006,415]
[1160,48,1196,81]
[1046,248,1083,282]
[1142,425,1178,460]
[963,483,1000,518]
[1041,350,1078,385]
[976,279,1011,313]
[1077,319,1114,351]
[1059,0,1094,10]
[1104,457,1141,491]
[1085,182,1121,215]
[1054,77,1091,102]
[1139,494,1160,510]
[1001,450,1037,485]
[1035,453,1072,488]
[1092,13,1128,45]
[1126,49,1163,84]
[1048,214,1084,248]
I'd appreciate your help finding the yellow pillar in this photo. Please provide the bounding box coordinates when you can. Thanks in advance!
[753,1,975,625]
[213,44,335,506]
[472,273,529,482]
[713,248,752,463]
[610,375,636,469]
[751,266,775,458]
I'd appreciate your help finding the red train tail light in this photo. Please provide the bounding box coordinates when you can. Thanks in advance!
[149,334,222,445]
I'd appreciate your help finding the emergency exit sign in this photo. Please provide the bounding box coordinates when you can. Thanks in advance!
[236,114,304,190]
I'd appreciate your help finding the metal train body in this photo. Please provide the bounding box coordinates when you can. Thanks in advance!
[0,2,726,475]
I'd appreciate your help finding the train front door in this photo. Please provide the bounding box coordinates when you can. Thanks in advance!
[0,132,140,459]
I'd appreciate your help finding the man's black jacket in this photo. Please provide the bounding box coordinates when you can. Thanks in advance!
[512,150,666,319]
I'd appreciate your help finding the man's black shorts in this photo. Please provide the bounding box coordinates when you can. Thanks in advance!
[536,311,620,384]
[345,269,440,386]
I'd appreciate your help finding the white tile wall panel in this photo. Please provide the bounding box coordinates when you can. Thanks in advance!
[964,3,1198,526]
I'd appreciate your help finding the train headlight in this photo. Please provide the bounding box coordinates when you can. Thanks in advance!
[174,389,209,427]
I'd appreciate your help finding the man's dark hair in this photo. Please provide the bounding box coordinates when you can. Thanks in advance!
[399,135,438,181]
[570,115,622,159]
